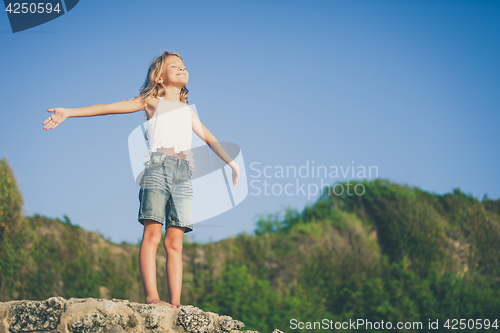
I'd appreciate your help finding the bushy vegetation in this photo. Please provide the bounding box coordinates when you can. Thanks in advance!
[0,158,142,302]
[1,158,499,332]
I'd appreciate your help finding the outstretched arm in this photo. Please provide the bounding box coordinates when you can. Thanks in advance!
[43,96,145,130]
[191,108,239,185]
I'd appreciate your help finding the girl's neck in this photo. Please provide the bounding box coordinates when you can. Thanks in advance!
[161,85,182,101]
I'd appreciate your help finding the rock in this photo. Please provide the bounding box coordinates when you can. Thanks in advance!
[175,305,248,333]
[218,316,244,332]
[8,296,65,332]
[0,297,283,333]
[176,305,215,333]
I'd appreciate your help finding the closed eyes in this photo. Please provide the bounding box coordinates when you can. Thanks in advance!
[171,65,186,70]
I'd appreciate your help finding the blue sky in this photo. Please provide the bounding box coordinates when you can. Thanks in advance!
[1,0,499,245]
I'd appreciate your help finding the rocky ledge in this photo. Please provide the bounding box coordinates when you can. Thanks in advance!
[0,297,283,333]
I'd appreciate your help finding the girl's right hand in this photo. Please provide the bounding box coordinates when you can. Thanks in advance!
[231,163,240,186]
[43,108,69,130]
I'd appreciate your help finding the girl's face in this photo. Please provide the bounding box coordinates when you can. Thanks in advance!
[158,55,189,87]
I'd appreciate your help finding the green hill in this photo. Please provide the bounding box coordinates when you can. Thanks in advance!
[1,157,499,333]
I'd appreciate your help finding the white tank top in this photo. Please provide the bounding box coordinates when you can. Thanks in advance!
[143,96,195,170]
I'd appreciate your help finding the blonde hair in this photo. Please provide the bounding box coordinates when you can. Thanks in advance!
[138,51,189,110]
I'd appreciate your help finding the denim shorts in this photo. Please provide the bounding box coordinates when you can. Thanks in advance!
[138,151,193,233]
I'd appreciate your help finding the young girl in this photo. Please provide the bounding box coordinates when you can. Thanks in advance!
[42,50,240,308]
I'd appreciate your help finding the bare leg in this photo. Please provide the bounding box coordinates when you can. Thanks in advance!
[164,226,186,308]
[139,220,176,308]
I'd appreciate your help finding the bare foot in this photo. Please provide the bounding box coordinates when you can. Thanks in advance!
[172,303,184,308]
[146,299,176,309]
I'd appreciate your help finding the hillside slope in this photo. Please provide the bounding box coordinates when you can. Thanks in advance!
[1,157,499,333]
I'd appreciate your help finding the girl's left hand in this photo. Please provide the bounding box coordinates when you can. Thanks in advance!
[231,163,240,186]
